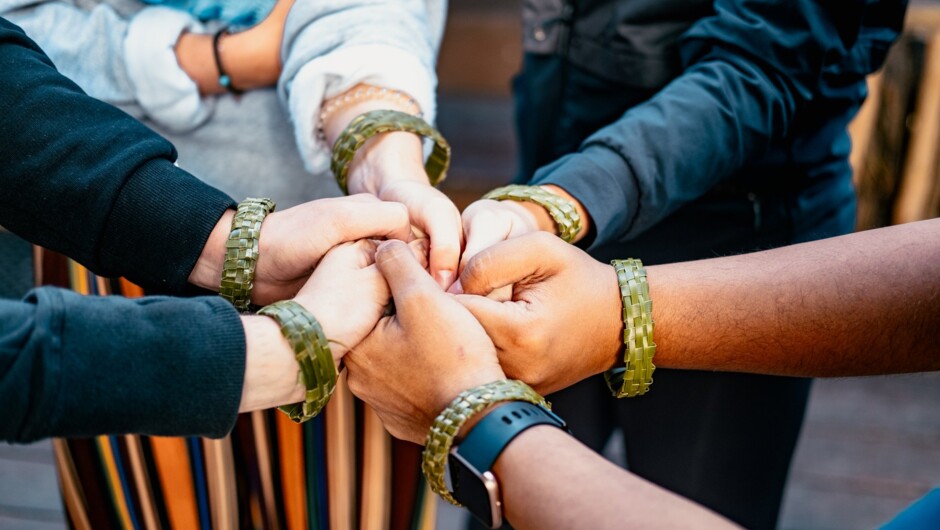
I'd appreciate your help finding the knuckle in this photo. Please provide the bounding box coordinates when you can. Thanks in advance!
[461,254,491,292]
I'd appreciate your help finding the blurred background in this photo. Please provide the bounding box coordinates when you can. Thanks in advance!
[2,0,940,528]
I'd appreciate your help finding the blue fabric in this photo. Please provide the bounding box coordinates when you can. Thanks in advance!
[881,488,940,529]
[140,0,275,26]
[527,0,906,247]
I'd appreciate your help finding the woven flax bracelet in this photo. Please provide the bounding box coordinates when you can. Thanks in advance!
[604,259,656,398]
[330,109,451,194]
[258,300,337,423]
[482,185,582,243]
[422,379,548,506]
[219,198,276,311]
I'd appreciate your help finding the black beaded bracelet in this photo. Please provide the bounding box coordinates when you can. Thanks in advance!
[213,26,242,95]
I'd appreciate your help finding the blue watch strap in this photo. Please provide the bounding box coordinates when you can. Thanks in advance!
[456,401,568,473]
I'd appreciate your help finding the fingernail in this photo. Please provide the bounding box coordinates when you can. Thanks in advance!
[437,270,454,289]
[447,278,463,294]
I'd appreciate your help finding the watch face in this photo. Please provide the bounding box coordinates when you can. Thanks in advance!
[449,452,502,529]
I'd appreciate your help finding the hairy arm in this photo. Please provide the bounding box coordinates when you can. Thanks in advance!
[651,218,940,377]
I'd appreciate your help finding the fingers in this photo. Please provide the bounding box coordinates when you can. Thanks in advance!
[454,294,519,341]
[332,198,413,244]
[457,232,565,296]
[374,240,448,326]
[408,239,430,270]
[317,239,378,271]
[459,202,513,277]
[417,206,463,289]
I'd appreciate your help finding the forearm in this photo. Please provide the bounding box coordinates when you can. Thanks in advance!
[0,19,235,292]
[649,218,940,377]
[239,315,305,413]
[532,1,869,248]
[174,0,293,95]
[493,426,736,529]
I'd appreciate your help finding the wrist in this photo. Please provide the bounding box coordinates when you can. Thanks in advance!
[175,32,218,95]
[347,131,428,195]
[516,200,558,235]
[290,294,345,369]
[539,184,591,243]
[240,315,305,412]
[220,28,281,90]
[188,209,234,290]
[599,263,628,374]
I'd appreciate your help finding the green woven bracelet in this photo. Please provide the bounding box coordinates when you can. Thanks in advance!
[605,259,656,398]
[258,300,337,423]
[482,184,582,243]
[422,379,548,506]
[330,109,451,194]
[219,198,276,311]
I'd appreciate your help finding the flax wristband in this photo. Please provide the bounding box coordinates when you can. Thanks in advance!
[605,259,656,398]
[219,198,276,311]
[258,300,337,423]
[330,109,451,194]
[482,185,582,243]
[422,379,548,506]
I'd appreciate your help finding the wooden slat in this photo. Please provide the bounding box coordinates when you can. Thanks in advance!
[894,32,940,223]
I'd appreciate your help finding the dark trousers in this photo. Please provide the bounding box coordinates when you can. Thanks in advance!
[470,185,856,530]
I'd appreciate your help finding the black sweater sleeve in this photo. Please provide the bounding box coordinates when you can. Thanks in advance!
[0,287,246,442]
[0,18,235,294]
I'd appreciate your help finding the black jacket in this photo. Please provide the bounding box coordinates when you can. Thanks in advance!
[0,18,244,442]
[517,0,907,247]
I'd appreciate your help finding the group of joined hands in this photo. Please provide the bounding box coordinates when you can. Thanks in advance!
[185,133,617,445]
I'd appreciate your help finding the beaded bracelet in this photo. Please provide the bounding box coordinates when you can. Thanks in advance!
[212,27,242,95]
[604,259,656,398]
[482,184,582,243]
[330,109,450,194]
[219,198,276,312]
[422,379,548,506]
[316,84,422,144]
[258,300,337,423]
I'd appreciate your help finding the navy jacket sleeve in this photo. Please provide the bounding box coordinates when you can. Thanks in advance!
[532,1,902,247]
[0,287,245,442]
[0,18,235,293]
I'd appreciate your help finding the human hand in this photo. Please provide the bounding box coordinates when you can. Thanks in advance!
[293,238,428,364]
[188,194,412,304]
[459,185,591,275]
[344,240,505,444]
[253,195,415,305]
[379,180,462,288]
[459,198,551,275]
[453,233,624,395]
[347,131,463,290]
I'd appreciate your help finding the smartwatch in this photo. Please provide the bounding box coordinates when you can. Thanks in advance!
[447,401,568,528]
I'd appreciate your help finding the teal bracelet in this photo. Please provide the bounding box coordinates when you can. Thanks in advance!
[258,300,337,423]
[219,198,276,312]
[604,259,656,398]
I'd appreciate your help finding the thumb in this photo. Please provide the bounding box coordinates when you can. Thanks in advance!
[374,240,442,302]
[454,294,519,343]
[458,232,566,296]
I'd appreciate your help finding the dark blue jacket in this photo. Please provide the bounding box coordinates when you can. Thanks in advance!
[0,18,244,442]
[517,0,906,248]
